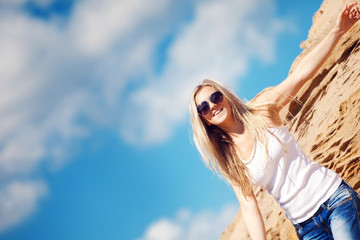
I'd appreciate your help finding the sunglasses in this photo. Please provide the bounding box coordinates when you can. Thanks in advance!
[197,91,224,116]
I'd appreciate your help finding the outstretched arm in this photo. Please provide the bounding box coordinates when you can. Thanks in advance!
[261,2,360,109]
[231,184,266,240]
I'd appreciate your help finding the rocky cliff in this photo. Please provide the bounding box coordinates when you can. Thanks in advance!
[221,0,360,239]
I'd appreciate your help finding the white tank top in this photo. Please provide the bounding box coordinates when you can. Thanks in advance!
[243,126,342,224]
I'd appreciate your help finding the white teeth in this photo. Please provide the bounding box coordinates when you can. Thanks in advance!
[214,109,222,116]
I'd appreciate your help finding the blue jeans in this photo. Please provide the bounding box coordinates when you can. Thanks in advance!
[294,180,360,240]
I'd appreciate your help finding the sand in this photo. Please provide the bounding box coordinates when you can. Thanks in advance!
[221,0,360,239]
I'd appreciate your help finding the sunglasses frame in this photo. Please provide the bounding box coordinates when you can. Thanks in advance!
[197,91,224,116]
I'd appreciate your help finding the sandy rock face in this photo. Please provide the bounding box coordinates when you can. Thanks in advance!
[221,0,360,239]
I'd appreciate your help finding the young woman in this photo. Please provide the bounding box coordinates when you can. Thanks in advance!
[189,3,360,240]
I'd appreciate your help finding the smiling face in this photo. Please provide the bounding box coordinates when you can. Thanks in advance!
[195,85,234,127]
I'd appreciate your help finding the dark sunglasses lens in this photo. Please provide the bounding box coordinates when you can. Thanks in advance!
[197,101,210,116]
[210,91,224,104]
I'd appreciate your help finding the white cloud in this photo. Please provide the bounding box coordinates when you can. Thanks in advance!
[0,0,177,231]
[141,219,182,240]
[0,0,27,8]
[138,204,238,240]
[0,181,47,232]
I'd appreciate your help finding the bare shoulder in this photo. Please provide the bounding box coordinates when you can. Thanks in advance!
[253,86,294,110]
[249,87,283,127]
[251,87,277,103]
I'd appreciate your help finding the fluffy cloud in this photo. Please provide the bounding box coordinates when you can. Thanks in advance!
[70,0,170,56]
[138,204,238,240]
[0,0,290,232]
[0,181,47,232]
[0,0,177,231]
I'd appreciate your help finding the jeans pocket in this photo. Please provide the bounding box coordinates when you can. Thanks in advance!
[295,219,330,240]
[327,185,352,211]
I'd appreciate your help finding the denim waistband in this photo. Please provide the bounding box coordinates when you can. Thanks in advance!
[294,180,347,228]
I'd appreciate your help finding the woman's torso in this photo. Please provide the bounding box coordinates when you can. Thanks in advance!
[240,126,342,224]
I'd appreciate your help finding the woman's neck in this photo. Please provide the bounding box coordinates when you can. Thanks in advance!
[219,120,245,139]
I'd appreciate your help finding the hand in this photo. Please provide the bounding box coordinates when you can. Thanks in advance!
[335,2,360,34]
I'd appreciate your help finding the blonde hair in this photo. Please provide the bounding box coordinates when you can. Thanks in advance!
[189,79,280,196]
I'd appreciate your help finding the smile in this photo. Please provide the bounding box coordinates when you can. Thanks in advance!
[213,108,223,116]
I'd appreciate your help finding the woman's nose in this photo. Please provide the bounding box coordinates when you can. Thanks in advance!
[208,101,217,112]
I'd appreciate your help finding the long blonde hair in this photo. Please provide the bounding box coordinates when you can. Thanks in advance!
[189,79,280,196]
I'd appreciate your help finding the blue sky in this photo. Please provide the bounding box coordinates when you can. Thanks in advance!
[0,0,323,239]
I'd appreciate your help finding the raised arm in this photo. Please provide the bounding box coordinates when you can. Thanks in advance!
[263,2,360,109]
[231,184,266,240]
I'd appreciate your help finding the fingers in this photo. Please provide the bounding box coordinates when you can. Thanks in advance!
[343,2,357,14]
[349,5,360,20]
[346,2,357,10]
[336,2,360,32]
[342,2,360,20]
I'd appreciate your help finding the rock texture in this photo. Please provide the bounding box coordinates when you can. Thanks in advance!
[221,0,360,239]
